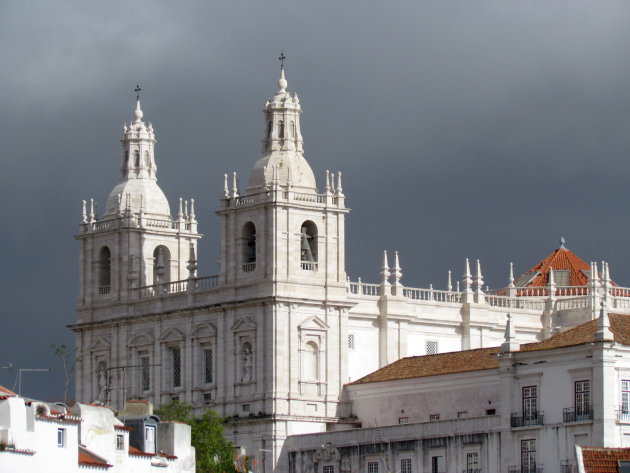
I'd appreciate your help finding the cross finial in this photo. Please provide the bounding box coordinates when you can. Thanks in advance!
[278,50,286,68]
[135,84,142,101]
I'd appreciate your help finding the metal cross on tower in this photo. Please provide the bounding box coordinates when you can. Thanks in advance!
[134,84,142,101]
[278,50,286,68]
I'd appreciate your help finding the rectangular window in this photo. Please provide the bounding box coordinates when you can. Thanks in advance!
[486,408,496,415]
[323,466,335,473]
[400,459,412,473]
[367,461,379,473]
[426,341,438,355]
[622,380,630,416]
[521,439,536,473]
[466,452,479,472]
[431,456,444,473]
[145,425,156,454]
[204,348,213,384]
[116,434,124,451]
[398,417,408,424]
[458,411,468,419]
[57,428,66,448]
[523,385,537,422]
[141,355,150,392]
[348,334,354,350]
[575,380,590,418]
[172,348,181,388]
[429,414,440,422]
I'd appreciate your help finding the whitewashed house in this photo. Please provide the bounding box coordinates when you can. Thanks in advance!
[70,64,630,470]
[0,386,194,473]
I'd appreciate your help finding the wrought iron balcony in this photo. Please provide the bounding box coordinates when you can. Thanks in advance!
[617,406,630,421]
[511,411,544,428]
[508,465,543,473]
[563,406,592,422]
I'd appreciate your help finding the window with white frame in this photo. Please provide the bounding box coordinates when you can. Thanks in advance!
[323,466,335,473]
[466,452,479,472]
[523,386,537,421]
[622,380,630,416]
[57,428,66,448]
[575,380,590,417]
[429,413,440,422]
[116,434,124,451]
[521,439,536,473]
[367,461,379,473]
[145,425,156,454]
[398,417,409,425]
[400,458,412,473]
[426,341,438,355]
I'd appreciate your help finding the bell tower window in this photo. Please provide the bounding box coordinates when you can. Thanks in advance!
[300,221,318,270]
[242,222,256,272]
[290,121,296,138]
[134,150,140,169]
[98,246,111,294]
[278,120,285,138]
[153,246,171,286]
[267,120,272,139]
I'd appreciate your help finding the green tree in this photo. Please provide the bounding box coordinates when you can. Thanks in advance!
[156,401,236,473]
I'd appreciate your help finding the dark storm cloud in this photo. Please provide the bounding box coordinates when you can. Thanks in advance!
[1,0,630,398]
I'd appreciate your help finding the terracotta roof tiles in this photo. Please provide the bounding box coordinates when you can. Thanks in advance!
[78,446,112,469]
[349,347,501,385]
[517,247,590,288]
[580,446,630,473]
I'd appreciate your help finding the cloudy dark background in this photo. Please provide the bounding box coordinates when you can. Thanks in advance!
[1,0,630,400]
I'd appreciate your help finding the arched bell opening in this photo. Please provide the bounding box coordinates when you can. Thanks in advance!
[300,221,318,270]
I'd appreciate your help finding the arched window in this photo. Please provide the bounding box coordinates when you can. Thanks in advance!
[153,246,171,285]
[290,121,296,138]
[300,221,318,269]
[242,222,256,271]
[303,341,319,380]
[267,120,272,139]
[124,151,129,167]
[98,246,111,292]
[240,342,253,383]
[134,150,140,168]
[144,151,150,168]
[278,120,285,138]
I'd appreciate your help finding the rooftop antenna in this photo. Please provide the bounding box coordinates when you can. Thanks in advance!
[17,368,51,396]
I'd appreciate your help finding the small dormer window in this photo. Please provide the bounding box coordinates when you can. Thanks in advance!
[144,425,156,454]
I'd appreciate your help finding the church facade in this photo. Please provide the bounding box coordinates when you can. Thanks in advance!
[70,67,630,470]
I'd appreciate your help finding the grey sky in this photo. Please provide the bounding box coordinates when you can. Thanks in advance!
[2,0,630,399]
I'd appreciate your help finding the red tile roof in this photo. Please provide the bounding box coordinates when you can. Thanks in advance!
[0,385,16,396]
[78,446,112,469]
[580,446,630,473]
[517,247,590,287]
[349,313,630,385]
[348,347,501,385]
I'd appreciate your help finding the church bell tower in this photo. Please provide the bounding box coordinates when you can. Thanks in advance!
[75,90,201,314]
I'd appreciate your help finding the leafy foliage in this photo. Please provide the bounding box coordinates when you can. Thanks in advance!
[156,401,236,473]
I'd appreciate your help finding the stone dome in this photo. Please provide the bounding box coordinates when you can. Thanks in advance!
[104,178,171,218]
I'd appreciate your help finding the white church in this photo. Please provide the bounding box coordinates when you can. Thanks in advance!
[71,66,630,473]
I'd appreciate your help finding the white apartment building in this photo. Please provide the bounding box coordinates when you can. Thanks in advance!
[0,386,194,473]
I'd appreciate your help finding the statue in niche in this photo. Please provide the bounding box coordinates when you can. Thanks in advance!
[241,342,253,382]
[340,457,351,473]
[96,362,108,401]
[313,443,340,463]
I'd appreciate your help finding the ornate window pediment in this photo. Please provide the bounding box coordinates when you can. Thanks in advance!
[190,323,217,340]
[159,327,185,343]
[298,315,329,331]
[88,337,111,353]
[231,316,257,332]
[128,332,154,348]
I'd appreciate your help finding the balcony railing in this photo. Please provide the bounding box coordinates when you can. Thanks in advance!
[98,286,111,295]
[563,406,592,423]
[508,466,543,473]
[511,411,544,428]
[617,406,630,421]
[301,261,318,271]
[242,262,256,272]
